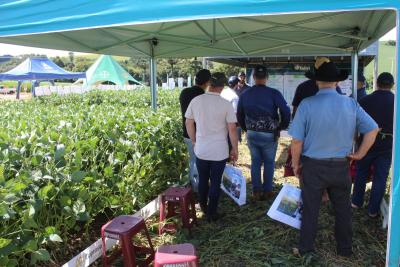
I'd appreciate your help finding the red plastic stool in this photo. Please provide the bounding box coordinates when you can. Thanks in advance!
[154,243,199,267]
[101,215,155,267]
[159,187,197,235]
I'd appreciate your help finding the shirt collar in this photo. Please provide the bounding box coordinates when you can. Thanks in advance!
[206,91,220,96]
[317,88,337,95]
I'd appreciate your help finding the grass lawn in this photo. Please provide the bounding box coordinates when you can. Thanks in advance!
[364,42,396,79]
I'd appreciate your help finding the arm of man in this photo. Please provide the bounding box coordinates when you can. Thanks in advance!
[226,104,239,162]
[348,128,379,160]
[275,91,291,130]
[236,96,246,131]
[348,104,379,160]
[288,102,307,178]
[185,119,196,144]
[291,139,303,177]
[228,122,239,162]
[184,101,196,145]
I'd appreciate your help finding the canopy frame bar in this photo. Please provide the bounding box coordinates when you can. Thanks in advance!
[246,30,355,55]
[96,29,151,57]
[238,17,368,41]
[248,34,351,52]
[217,19,247,55]
[193,20,213,41]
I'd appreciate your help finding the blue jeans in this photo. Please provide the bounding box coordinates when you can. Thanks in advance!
[196,157,227,216]
[184,138,198,192]
[352,150,392,215]
[247,131,278,192]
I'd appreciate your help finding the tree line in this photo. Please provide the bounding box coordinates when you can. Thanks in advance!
[0,53,243,85]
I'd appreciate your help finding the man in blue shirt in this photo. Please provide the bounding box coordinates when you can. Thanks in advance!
[237,65,290,201]
[352,72,395,217]
[289,61,379,257]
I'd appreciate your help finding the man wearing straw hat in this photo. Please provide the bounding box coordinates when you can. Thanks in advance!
[289,61,379,256]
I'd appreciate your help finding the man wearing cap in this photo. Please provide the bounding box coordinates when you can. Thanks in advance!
[237,65,291,201]
[185,72,239,222]
[237,71,250,95]
[289,61,379,257]
[352,72,395,218]
[292,57,344,117]
[179,69,211,190]
[350,73,367,102]
[222,76,243,142]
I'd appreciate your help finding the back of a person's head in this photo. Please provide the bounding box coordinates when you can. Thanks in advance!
[253,65,268,81]
[377,72,394,89]
[195,69,211,86]
[210,72,227,88]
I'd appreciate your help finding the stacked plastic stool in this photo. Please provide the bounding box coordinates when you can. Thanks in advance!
[159,187,197,235]
[154,243,199,267]
[101,215,155,267]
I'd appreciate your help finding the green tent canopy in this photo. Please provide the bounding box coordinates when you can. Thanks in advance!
[84,55,141,86]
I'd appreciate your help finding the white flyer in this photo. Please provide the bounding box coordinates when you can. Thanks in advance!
[267,184,302,229]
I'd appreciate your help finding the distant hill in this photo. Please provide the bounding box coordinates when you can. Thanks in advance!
[364,41,396,78]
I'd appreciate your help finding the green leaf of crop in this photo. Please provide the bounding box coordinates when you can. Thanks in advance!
[0,238,12,249]
[45,226,56,235]
[49,234,63,243]
[4,194,19,204]
[23,239,38,252]
[54,144,65,162]
[38,183,55,200]
[30,249,50,264]
[71,170,86,183]
[104,166,113,177]
[72,199,86,215]
[0,165,4,185]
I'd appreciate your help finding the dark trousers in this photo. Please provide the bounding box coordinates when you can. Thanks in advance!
[352,150,392,215]
[300,157,352,256]
[196,157,227,216]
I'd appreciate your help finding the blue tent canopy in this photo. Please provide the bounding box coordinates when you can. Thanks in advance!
[0,57,85,80]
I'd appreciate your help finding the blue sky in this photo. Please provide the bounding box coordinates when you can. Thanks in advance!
[0,28,397,57]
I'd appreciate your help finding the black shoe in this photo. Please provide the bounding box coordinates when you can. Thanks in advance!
[337,249,352,257]
[206,213,224,222]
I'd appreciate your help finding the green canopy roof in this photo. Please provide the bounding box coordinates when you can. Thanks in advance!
[84,55,141,86]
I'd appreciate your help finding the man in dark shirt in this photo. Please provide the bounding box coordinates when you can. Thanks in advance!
[236,71,251,96]
[179,69,211,191]
[292,57,343,117]
[350,73,367,102]
[352,72,395,217]
[237,65,291,201]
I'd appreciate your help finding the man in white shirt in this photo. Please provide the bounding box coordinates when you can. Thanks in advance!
[222,76,243,142]
[221,76,240,113]
[185,72,239,222]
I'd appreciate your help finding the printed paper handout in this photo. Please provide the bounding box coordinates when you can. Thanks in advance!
[267,184,303,229]
[221,164,246,206]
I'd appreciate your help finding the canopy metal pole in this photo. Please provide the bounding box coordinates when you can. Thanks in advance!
[373,54,379,90]
[351,51,358,100]
[386,11,400,267]
[31,80,36,98]
[16,81,22,100]
[150,43,157,111]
